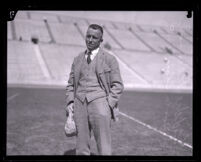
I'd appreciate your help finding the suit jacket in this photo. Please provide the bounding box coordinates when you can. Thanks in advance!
[66,48,124,121]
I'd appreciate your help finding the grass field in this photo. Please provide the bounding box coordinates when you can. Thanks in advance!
[7,87,192,156]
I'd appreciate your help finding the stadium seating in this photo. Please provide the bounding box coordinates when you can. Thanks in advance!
[106,27,151,51]
[88,19,116,29]
[7,21,13,40]
[129,31,178,54]
[48,22,85,46]
[7,41,46,84]
[159,34,192,55]
[14,19,51,43]
[7,11,193,91]
[113,50,192,87]
[59,15,88,27]
[39,44,85,82]
[30,12,60,23]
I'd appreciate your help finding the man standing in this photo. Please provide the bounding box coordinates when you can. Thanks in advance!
[65,24,124,155]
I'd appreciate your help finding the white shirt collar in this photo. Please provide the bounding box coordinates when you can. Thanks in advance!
[85,48,99,60]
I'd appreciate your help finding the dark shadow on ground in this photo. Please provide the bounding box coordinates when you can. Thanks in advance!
[64,149,76,155]
[64,149,96,155]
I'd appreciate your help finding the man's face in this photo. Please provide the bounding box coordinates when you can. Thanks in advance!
[85,28,103,51]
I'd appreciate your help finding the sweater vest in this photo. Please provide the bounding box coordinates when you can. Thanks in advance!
[76,54,106,103]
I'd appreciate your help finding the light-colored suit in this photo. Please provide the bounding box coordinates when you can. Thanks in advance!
[66,48,124,155]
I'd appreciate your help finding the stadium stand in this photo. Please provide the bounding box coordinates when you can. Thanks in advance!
[7,41,46,84]
[106,27,151,51]
[184,28,193,37]
[113,22,141,33]
[88,18,116,29]
[7,21,13,40]
[7,11,193,91]
[135,24,167,35]
[13,11,28,19]
[48,22,85,46]
[129,30,178,53]
[59,15,88,27]
[157,33,192,55]
[14,19,51,43]
[30,12,60,23]
[39,44,85,82]
[161,26,193,43]
[113,50,192,87]
[176,55,192,67]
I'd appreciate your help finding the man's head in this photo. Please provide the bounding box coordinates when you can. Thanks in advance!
[85,24,103,51]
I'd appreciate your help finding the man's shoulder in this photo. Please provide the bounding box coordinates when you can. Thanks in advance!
[101,49,118,65]
[73,51,85,61]
[101,49,116,60]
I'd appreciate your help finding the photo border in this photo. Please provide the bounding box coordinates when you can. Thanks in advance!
[1,0,200,161]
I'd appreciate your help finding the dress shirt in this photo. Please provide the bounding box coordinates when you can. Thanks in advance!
[85,48,99,61]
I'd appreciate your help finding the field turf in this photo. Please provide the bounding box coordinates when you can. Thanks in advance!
[7,87,192,156]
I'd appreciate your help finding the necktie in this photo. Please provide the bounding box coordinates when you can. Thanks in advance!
[87,51,91,64]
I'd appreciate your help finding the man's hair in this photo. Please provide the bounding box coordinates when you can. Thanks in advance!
[88,24,103,35]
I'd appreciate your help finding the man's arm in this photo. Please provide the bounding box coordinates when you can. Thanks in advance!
[66,61,75,107]
[107,56,124,109]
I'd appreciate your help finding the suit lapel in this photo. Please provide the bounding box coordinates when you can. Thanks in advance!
[74,52,85,88]
[95,48,110,95]
[96,48,105,74]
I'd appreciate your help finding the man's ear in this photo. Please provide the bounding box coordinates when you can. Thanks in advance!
[101,38,103,42]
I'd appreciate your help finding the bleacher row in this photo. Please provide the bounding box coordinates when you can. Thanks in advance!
[7,11,193,91]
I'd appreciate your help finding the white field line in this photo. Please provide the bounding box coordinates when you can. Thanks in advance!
[33,44,51,78]
[105,50,149,84]
[7,93,19,102]
[119,111,192,149]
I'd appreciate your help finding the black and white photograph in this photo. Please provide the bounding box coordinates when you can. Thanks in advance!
[5,9,195,158]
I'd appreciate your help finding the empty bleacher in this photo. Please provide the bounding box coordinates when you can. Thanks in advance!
[113,50,192,87]
[14,19,52,43]
[47,22,85,46]
[157,33,192,55]
[7,21,13,40]
[131,31,180,54]
[106,27,151,51]
[7,11,193,91]
[29,12,60,23]
[39,44,85,81]
[7,41,46,84]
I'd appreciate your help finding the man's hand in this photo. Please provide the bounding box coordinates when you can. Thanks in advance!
[65,102,74,116]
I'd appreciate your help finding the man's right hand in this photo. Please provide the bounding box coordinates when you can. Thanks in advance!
[65,102,74,116]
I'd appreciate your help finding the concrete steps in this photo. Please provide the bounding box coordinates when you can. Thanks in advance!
[7,11,193,91]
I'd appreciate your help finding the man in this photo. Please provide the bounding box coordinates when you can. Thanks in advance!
[65,24,124,155]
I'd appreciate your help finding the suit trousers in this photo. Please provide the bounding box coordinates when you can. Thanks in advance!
[74,96,112,155]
